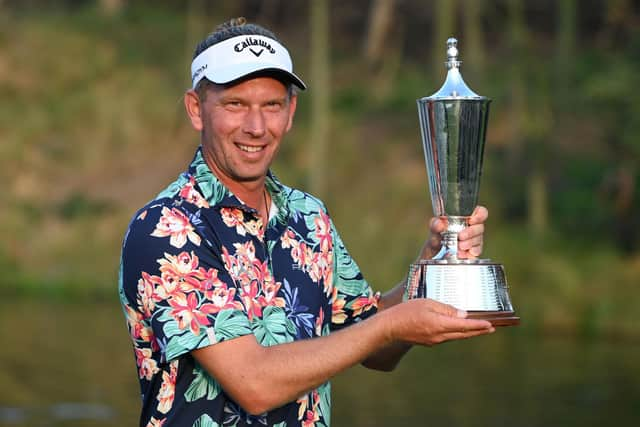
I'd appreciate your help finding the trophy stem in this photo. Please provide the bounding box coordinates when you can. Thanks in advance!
[433,216,468,262]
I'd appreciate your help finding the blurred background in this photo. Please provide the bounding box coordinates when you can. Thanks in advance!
[1,0,639,426]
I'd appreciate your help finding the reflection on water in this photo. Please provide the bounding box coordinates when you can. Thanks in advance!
[0,403,114,425]
[1,301,638,426]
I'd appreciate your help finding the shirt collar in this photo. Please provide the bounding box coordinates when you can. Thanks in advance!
[188,146,290,222]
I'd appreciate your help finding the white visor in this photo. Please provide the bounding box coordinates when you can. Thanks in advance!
[191,35,306,90]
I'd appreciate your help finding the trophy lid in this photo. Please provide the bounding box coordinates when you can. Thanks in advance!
[423,38,486,100]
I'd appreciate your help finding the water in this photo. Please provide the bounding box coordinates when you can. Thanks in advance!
[1,301,638,426]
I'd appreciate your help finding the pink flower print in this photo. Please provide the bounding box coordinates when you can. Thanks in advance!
[243,218,264,240]
[291,241,308,267]
[157,251,203,294]
[208,286,243,312]
[221,245,237,273]
[307,251,324,283]
[301,409,320,427]
[234,241,257,263]
[350,292,378,317]
[199,267,243,312]
[151,207,201,248]
[179,177,209,208]
[156,361,178,414]
[280,228,297,249]
[136,272,162,317]
[145,417,166,427]
[315,306,325,336]
[239,279,262,321]
[221,208,246,235]
[320,253,334,296]
[331,287,348,325]
[314,211,333,253]
[257,279,285,309]
[125,304,144,339]
[198,267,223,290]
[298,390,321,427]
[135,347,158,381]
[168,292,212,335]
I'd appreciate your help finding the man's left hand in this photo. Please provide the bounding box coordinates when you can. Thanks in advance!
[418,205,489,260]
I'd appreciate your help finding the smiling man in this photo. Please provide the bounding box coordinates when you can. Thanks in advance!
[119,18,494,427]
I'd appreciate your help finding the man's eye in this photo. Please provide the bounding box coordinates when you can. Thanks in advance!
[225,101,244,110]
[266,101,283,109]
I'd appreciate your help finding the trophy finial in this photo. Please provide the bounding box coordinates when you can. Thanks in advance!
[423,36,484,99]
[446,37,460,69]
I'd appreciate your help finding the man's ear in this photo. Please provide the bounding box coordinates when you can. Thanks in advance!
[184,89,204,131]
[285,93,298,133]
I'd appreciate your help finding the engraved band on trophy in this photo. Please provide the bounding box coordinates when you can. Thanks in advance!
[407,38,519,327]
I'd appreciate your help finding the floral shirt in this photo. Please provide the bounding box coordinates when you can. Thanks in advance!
[119,147,379,427]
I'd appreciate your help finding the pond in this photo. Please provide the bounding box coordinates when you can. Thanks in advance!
[1,301,638,426]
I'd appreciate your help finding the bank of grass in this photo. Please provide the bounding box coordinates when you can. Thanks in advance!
[1,6,638,339]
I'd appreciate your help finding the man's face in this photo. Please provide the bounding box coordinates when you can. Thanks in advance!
[194,77,297,189]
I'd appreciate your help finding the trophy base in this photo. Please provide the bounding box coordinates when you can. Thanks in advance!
[407,260,519,328]
[467,310,520,327]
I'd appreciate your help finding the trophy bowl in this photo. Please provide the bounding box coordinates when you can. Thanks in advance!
[407,38,519,327]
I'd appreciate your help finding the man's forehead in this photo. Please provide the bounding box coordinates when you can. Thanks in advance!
[209,76,290,97]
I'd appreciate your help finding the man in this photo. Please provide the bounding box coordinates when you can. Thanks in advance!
[119,18,494,427]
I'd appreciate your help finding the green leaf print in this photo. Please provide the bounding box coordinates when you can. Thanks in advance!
[287,190,323,217]
[164,333,207,362]
[185,366,220,402]
[318,382,331,426]
[192,414,220,427]
[161,315,183,338]
[272,422,287,427]
[156,174,189,200]
[214,309,252,342]
[252,306,295,346]
[194,162,228,205]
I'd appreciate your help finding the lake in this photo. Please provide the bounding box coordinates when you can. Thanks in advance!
[1,301,638,426]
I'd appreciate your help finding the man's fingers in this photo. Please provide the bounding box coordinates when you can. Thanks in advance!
[438,327,495,342]
[458,234,483,251]
[420,298,466,318]
[429,217,446,234]
[468,205,488,225]
[458,223,484,241]
[440,316,493,333]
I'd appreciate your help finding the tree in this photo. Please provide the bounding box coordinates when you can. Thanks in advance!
[309,0,330,198]
[362,0,402,101]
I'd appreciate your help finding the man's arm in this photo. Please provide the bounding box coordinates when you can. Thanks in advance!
[192,206,491,413]
[192,297,493,415]
[361,205,489,371]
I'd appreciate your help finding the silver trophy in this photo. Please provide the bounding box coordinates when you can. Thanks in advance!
[407,38,519,326]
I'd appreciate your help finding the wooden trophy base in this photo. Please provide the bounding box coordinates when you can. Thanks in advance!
[467,310,520,327]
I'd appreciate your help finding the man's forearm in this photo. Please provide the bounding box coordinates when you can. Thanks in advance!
[193,293,493,414]
[193,306,396,415]
[361,280,413,371]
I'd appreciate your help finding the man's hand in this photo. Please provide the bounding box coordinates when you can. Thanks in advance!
[386,298,494,347]
[418,205,489,260]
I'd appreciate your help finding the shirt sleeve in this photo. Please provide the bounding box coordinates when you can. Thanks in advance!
[120,203,252,363]
[329,218,379,331]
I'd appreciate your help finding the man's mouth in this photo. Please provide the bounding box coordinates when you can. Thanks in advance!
[236,144,265,153]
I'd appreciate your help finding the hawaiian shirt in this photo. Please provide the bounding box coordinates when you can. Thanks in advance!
[119,147,379,427]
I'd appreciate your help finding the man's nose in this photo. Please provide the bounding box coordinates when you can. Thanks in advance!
[242,107,266,137]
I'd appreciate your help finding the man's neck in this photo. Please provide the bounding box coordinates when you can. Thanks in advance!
[201,149,267,210]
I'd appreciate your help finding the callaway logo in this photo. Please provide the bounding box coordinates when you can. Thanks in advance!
[192,63,207,81]
[234,37,276,57]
